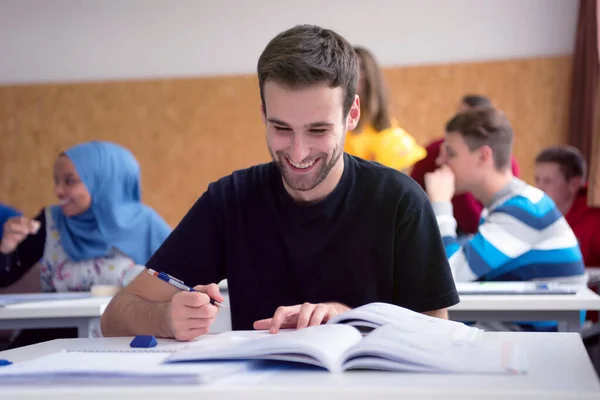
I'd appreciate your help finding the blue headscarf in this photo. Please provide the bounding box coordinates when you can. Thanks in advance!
[50,141,171,265]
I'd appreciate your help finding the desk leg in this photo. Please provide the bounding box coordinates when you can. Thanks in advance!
[76,320,90,338]
[558,311,582,333]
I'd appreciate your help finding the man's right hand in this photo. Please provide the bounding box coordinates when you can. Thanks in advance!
[0,216,40,254]
[168,283,224,341]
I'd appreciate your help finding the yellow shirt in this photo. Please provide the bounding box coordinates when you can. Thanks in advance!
[344,124,427,171]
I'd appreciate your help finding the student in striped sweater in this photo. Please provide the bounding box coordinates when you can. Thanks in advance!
[424,107,586,284]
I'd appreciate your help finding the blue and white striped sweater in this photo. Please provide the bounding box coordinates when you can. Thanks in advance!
[434,179,585,282]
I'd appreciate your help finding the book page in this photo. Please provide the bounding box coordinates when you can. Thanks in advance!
[166,324,363,372]
[342,324,527,374]
[328,302,482,342]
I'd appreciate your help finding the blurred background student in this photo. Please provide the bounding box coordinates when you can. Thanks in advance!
[411,94,521,235]
[535,145,600,268]
[344,46,427,173]
[0,140,171,348]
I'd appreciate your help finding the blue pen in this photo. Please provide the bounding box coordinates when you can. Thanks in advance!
[148,268,226,308]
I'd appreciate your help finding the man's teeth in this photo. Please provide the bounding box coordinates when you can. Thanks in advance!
[59,199,71,205]
[289,159,316,169]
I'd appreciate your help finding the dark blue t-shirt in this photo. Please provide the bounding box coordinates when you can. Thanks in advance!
[147,154,458,330]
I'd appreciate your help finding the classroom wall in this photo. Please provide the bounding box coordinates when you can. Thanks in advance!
[0,1,577,227]
[0,0,577,83]
[0,56,572,226]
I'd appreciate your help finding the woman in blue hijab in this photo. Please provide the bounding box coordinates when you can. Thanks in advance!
[0,141,171,347]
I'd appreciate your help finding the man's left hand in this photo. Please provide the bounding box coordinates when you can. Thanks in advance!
[253,302,350,334]
[424,165,456,203]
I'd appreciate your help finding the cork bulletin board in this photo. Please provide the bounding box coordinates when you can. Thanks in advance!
[0,55,572,227]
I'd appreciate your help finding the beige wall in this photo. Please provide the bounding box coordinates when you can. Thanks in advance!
[0,55,572,227]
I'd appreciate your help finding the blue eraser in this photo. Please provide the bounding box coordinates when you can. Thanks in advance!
[130,335,158,348]
[0,359,13,366]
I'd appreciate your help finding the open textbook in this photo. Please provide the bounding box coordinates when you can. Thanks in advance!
[327,302,482,341]
[165,303,526,374]
[0,302,527,383]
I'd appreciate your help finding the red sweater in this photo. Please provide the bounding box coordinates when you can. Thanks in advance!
[565,186,600,267]
[411,139,521,234]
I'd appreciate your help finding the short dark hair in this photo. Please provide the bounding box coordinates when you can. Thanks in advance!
[535,145,586,181]
[257,24,359,117]
[461,94,492,108]
[445,107,513,171]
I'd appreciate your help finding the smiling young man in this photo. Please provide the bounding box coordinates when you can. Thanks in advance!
[101,25,458,341]
[425,107,586,284]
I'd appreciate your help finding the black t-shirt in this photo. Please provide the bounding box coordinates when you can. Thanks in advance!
[147,154,458,330]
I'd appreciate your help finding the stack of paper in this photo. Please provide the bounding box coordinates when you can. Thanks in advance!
[0,351,252,385]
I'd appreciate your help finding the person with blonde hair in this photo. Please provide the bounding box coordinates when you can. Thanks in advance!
[345,47,426,172]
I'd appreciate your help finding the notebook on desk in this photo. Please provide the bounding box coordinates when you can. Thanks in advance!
[456,282,578,295]
[0,351,252,385]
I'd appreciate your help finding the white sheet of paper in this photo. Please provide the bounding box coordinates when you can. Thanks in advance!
[0,351,251,385]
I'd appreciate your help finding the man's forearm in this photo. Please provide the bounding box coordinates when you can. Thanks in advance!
[100,292,173,338]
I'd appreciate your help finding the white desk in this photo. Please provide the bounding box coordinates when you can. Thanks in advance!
[0,296,110,338]
[215,283,600,333]
[449,287,600,332]
[0,332,598,399]
[3,283,597,339]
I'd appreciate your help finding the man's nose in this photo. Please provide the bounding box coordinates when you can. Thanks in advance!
[288,134,310,163]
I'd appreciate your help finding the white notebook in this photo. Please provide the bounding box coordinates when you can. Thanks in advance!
[0,351,252,385]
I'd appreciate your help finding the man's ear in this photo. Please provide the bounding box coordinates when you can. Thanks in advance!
[477,145,495,168]
[478,145,494,167]
[569,176,583,193]
[435,139,448,167]
[346,95,361,131]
